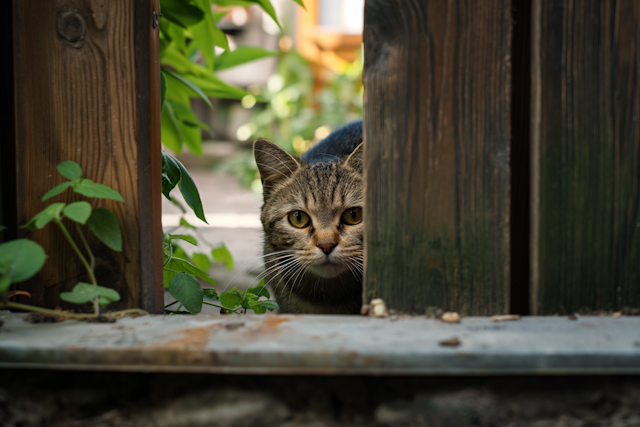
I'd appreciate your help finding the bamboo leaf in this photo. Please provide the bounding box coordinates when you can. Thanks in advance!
[161,0,205,28]
[215,46,278,71]
[160,70,168,112]
[164,69,213,108]
[170,234,197,246]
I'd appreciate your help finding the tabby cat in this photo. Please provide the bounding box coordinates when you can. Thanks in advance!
[254,121,364,314]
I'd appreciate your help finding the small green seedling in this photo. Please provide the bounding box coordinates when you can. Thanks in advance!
[0,161,145,319]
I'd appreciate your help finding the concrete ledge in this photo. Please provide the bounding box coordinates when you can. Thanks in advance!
[0,313,639,375]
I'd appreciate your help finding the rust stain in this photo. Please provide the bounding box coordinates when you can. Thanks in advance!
[146,323,223,350]
[260,316,290,328]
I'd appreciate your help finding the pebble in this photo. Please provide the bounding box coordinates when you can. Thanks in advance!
[441,312,461,323]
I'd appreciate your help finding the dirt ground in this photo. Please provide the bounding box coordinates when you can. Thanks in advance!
[2,370,639,427]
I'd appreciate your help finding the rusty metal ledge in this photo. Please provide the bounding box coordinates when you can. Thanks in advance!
[0,313,639,375]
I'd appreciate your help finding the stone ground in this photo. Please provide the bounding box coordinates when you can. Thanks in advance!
[1,370,639,427]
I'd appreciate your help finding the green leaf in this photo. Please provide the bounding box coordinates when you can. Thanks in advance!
[247,281,270,299]
[170,198,187,213]
[63,201,92,225]
[73,179,124,202]
[211,245,233,270]
[60,282,121,305]
[213,10,228,23]
[203,287,219,301]
[169,272,204,313]
[252,299,279,311]
[170,100,213,134]
[0,276,11,296]
[172,245,189,261]
[161,149,182,199]
[176,157,207,224]
[256,0,282,32]
[250,304,266,314]
[220,288,244,310]
[0,239,47,284]
[192,253,211,271]
[170,234,197,246]
[291,0,305,8]
[164,69,213,108]
[161,101,184,153]
[215,46,279,71]
[179,117,205,157]
[87,208,122,252]
[160,70,168,112]
[0,225,5,233]
[161,0,205,28]
[165,257,215,285]
[179,217,196,229]
[57,161,82,180]
[214,0,256,6]
[23,203,66,230]
[192,0,228,68]
[98,296,111,308]
[182,74,248,99]
[42,182,73,201]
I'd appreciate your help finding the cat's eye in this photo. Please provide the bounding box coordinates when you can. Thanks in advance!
[288,211,311,228]
[341,207,362,225]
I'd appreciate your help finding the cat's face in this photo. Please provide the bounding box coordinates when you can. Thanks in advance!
[254,139,363,313]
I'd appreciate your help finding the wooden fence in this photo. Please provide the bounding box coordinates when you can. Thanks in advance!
[363,0,639,315]
[3,0,638,316]
[5,0,164,313]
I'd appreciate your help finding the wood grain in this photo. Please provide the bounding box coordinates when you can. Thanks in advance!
[135,0,164,313]
[13,0,163,311]
[531,0,640,314]
[363,0,512,315]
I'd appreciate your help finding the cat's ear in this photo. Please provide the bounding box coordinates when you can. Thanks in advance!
[254,138,300,189]
[344,142,364,174]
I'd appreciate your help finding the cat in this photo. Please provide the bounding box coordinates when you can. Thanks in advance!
[253,121,364,314]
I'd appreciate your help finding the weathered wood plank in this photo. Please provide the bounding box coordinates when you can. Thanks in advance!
[135,0,164,313]
[13,0,163,312]
[531,0,640,314]
[363,0,512,315]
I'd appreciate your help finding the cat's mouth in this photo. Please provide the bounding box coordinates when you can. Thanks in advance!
[308,260,349,279]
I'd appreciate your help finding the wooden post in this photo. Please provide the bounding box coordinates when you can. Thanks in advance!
[12,0,164,313]
[531,0,640,314]
[363,0,512,315]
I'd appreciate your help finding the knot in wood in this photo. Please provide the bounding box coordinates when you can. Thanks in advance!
[57,11,86,48]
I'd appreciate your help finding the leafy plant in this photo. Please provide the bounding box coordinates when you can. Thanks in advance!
[160,151,279,315]
[159,0,304,156]
[0,161,146,320]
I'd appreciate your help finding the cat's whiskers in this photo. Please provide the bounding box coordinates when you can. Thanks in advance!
[278,259,307,304]
[288,261,312,312]
[222,250,297,292]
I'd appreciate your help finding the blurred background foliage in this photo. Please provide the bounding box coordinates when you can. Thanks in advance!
[159,0,364,191]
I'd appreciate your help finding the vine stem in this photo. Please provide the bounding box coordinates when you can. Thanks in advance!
[55,219,98,286]
[75,223,95,270]
[4,301,147,319]
[55,219,99,316]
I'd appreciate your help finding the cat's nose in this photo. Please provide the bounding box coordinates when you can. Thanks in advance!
[317,242,337,254]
